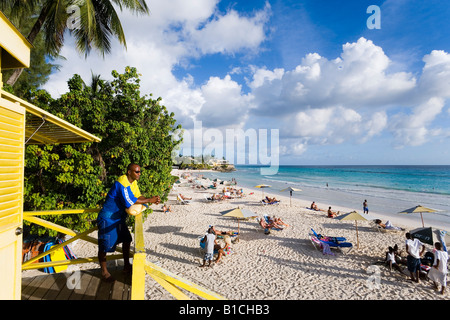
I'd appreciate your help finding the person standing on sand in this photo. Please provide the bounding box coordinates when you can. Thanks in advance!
[405,232,425,283]
[97,163,160,282]
[363,200,369,214]
[428,242,448,295]
[200,227,223,267]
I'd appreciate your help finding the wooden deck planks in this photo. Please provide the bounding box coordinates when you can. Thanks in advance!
[21,267,131,300]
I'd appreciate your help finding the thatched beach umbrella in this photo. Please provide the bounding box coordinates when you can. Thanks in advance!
[220,207,257,234]
[398,205,437,228]
[334,211,378,249]
[281,187,302,207]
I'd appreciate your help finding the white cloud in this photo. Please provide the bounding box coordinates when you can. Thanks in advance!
[389,97,445,147]
[245,37,450,153]
[416,50,450,101]
[196,75,252,128]
[249,38,417,116]
[190,4,270,55]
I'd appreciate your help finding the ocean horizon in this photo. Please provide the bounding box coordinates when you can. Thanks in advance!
[200,164,450,231]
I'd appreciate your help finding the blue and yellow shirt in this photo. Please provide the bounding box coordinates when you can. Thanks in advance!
[98,175,141,220]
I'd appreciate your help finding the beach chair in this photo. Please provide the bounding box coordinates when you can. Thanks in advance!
[309,228,353,253]
[256,218,271,234]
[177,194,191,205]
[310,236,335,256]
[310,228,346,242]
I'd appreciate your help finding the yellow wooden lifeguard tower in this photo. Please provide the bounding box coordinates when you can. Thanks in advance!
[0,10,102,300]
[0,10,224,300]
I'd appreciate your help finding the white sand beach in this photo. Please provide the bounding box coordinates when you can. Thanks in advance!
[29,169,448,300]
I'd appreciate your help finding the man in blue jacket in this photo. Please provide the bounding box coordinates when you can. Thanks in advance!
[97,163,160,282]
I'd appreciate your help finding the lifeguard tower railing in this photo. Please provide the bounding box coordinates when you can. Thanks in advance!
[21,208,226,300]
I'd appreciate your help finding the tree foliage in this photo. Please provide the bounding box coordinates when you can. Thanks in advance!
[24,67,182,236]
[1,5,59,98]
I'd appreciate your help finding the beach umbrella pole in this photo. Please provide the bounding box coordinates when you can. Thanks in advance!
[420,213,424,228]
[356,220,359,249]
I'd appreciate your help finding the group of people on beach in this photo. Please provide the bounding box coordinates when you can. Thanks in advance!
[309,201,340,218]
[310,199,370,218]
[199,226,235,267]
[384,233,448,295]
[258,215,289,231]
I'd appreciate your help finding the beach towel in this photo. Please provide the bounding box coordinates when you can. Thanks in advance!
[42,242,55,274]
[321,242,335,256]
[42,239,77,274]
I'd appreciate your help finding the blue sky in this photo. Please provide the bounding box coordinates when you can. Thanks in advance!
[44,0,450,165]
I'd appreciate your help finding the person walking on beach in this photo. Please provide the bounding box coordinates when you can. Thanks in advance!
[405,233,425,283]
[363,200,369,214]
[97,163,160,282]
[428,242,448,295]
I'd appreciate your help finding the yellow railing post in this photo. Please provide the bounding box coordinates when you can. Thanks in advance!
[131,212,146,300]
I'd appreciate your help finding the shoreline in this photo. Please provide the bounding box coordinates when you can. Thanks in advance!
[181,169,449,231]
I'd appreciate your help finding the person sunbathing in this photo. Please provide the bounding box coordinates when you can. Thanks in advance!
[270,216,289,228]
[259,218,271,229]
[263,196,279,204]
[264,216,286,229]
[179,194,192,200]
[310,201,324,211]
[211,226,238,236]
[375,219,404,231]
[327,207,339,218]
[162,204,172,213]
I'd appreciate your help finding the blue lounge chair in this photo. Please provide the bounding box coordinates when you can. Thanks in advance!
[310,228,353,253]
[311,228,346,242]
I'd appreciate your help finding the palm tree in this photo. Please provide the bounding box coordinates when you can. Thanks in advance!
[5,0,149,86]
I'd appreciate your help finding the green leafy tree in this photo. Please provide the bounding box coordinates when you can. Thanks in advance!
[24,67,183,236]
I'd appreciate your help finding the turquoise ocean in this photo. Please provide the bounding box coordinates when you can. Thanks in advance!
[201,165,450,231]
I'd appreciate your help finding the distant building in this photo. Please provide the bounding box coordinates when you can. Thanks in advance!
[207,159,229,166]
